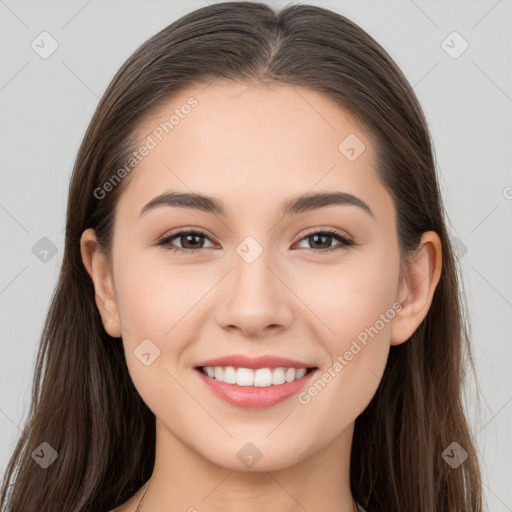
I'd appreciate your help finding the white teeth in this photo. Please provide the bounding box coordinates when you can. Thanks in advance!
[223,366,237,384]
[254,368,272,387]
[236,367,253,386]
[272,367,286,385]
[201,366,311,386]
[214,367,223,381]
[296,368,307,379]
[285,368,295,382]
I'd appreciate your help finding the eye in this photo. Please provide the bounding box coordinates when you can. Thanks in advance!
[158,228,354,254]
[158,229,216,254]
[294,229,354,253]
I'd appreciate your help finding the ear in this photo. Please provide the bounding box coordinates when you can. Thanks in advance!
[390,231,442,346]
[80,228,122,338]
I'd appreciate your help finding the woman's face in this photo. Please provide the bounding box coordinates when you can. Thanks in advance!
[90,81,412,471]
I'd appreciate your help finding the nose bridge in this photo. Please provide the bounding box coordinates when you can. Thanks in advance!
[231,236,281,308]
[215,235,293,334]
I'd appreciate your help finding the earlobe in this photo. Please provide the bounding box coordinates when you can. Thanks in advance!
[80,228,122,338]
[390,231,442,346]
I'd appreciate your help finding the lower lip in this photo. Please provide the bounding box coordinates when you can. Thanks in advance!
[195,368,318,408]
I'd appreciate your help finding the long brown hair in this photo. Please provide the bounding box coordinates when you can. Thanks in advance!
[1,2,484,510]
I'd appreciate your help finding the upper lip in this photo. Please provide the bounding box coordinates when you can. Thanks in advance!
[195,354,318,370]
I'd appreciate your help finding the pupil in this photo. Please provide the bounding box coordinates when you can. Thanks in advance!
[312,234,330,249]
[184,234,202,248]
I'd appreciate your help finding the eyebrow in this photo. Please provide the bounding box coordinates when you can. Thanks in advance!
[138,190,374,219]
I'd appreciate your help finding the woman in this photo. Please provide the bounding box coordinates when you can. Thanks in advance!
[0,2,484,511]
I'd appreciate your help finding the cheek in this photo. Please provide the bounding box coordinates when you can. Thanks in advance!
[113,246,207,337]
[295,285,394,439]
[111,250,202,415]
[305,251,398,400]
[302,255,398,346]
[112,247,217,397]
[332,273,396,348]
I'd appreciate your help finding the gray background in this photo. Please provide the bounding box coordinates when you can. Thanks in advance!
[1,0,511,510]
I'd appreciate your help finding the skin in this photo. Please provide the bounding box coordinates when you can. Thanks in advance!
[81,81,442,512]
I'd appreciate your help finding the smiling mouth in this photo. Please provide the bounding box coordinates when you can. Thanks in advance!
[195,366,318,387]
[195,365,319,409]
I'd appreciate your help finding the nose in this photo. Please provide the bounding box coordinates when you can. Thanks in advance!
[214,248,294,338]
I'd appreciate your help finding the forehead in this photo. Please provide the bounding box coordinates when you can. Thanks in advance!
[136,80,369,167]
[118,80,395,227]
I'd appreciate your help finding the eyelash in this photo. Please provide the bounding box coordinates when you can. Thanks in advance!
[157,228,354,255]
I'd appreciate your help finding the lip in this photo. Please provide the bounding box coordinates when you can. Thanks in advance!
[194,354,317,370]
[196,367,318,408]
